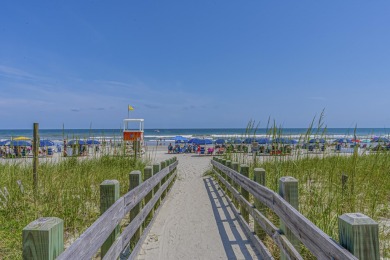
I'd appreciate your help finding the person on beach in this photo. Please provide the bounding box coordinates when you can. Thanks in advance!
[168,143,173,153]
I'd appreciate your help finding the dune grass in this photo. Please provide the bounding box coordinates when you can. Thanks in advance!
[0,155,146,259]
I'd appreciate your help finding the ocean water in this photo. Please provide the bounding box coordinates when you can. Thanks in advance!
[0,128,389,145]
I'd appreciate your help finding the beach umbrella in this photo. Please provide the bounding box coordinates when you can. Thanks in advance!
[67,140,87,146]
[174,136,188,143]
[351,139,361,143]
[188,138,199,144]
[0,140,10,146]
[371,137,390,142]
[333,138,353,144]
[233,139,242,144]
[244,138,255,144]
[14,136,31,141]
[290,139,299,145]
[309,138,326,144]
[272,138,291,144]
[361,139,371,143]
[87,139,101,145]
[193,139,212,145]
[10,140,32,146]
[40,139,55,147]
[214,139,225,144]
[255,138,270,144]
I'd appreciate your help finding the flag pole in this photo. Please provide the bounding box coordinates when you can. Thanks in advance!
[128,105,129,118]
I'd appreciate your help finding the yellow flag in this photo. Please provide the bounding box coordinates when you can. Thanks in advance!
[128,105,134,111]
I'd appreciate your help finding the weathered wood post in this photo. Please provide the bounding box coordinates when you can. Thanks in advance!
[129,170,142,245]
[160,161,167,199]
[220,159,227,192]
[225,160,232,199]
[240,164,250,223]
[153,163,161,210]
[338,213,380,260]
[279,177,300,259]
[22,217,64,260]
[100,180,120,257]
[253,168,266,239]
[143,166,154,228]
[231,162,239,208]
[33,123,39,191]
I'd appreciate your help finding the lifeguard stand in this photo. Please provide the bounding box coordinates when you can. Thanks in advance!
[123,119,144,156]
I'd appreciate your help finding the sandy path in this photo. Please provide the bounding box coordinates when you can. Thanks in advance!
[138,150,260,260]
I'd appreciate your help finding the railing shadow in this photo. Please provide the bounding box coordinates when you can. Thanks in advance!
[203,176,259,260]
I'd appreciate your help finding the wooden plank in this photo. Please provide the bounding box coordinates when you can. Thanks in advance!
[212,176,273,259]
[32,123,39,190]
[102,170,177,260]
[211,160,357,260]
[338,213,380,260]
[100,180,120,258]
[213,169,302,260]
[128,170,177,260]
[143,166,154,228]
[23,217,63,260]
[57,198,124,260]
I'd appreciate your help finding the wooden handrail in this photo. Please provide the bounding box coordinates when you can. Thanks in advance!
[56,160,178,260]
[211,160,357,260]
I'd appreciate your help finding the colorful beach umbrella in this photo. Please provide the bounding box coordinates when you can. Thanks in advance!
[87,139,101,145]
[40,139,55,147]
[67,140,87,145]
[174,136,188,143]
[0,140,10,146]
[256,138,270,144]
[10,140,32,146]
[233,139,242,144]
[309,138,326,144]
[14,136,30,141]
[371,137,389,142]
[272,138,291,144]
[333,138,353,144]
[214,139,225,144]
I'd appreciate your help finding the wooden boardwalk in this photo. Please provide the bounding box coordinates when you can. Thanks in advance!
[138,154,261,259]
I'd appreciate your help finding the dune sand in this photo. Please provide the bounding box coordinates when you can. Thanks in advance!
[138,147,261,260]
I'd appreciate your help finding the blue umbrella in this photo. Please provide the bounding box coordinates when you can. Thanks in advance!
[87,139,101,145]
[68,140,87,145]
[0,140,10,146]
[193,139,212,145]
[244,138,254,144]
[40,139,55,147]
[290,139,299,144]
[214,139,225,144]
[255,138,270,144]
[371,137,390,142]
[10,140,32,146]
[233,139,242,144]
[272,138,291,144]
[174,136,188,143]
[309,138,326,144]
[188,138,200,144]
[334,138,352,144]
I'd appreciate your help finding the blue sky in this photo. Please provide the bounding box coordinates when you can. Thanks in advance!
[1,1,390,129]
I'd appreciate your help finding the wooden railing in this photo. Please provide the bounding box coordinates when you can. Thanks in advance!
[22,157,178,260]
[211,157,380,260]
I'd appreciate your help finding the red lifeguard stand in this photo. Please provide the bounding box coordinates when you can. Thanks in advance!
[123,119,144,156]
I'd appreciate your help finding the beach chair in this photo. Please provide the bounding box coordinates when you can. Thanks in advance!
[200,146,205,155]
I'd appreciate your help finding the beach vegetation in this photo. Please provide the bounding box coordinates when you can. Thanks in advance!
[0,155,145,259]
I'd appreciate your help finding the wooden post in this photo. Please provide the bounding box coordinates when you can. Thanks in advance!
[144,166,154,228]
[338,213,380,260]
[240,164,250,223]
[100,180,120,258]
[231,162,239,208]
[23,217,63,260]
[129,171,142,245]
[253,168,266,239]
[279,176,300,259]
[33,123,39,191]
[153,163,161,210]
[160,161,167,199]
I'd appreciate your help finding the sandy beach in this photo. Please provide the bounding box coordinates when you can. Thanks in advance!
[138,146,261,259]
